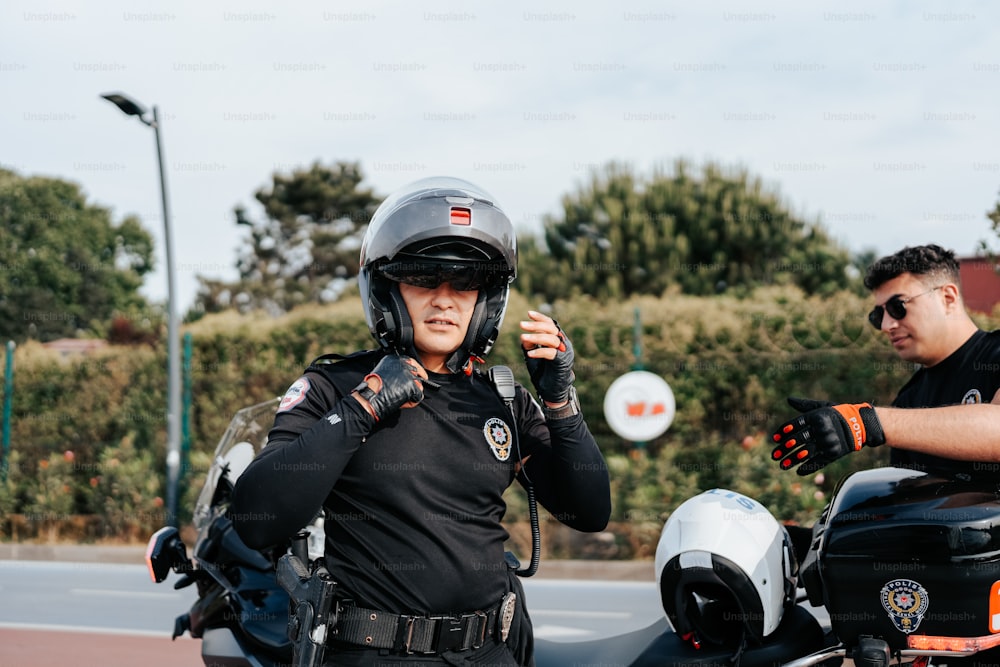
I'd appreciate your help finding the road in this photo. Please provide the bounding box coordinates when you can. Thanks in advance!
[0,560,663,666]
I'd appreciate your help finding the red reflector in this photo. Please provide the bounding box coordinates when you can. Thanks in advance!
[450,207,471,225]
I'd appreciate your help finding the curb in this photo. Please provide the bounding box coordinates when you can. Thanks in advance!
[0,543,148,565]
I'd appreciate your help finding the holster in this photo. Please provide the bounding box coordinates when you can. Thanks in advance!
[276,553,338,667]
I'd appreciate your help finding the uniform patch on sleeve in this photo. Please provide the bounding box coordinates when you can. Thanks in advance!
[278,377,310,413]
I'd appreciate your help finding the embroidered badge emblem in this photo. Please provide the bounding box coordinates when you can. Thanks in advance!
[483,417,512,461]
[880,579,930,634]
[963,389,983,404]
[277,377,310,413]
[499,592,517,641]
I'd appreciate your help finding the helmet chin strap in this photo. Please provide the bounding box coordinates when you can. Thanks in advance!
[386,283,485,375]
[443,292,489,375]
[386,283,418,360]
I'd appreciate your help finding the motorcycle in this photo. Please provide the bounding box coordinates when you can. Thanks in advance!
[146,400,1000,667]
[537,466,1000,667]
[146,398,303,667]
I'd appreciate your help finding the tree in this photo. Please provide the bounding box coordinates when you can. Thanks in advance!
[0,168,153,342]
[516,160,855,302]
[194,161,382,316]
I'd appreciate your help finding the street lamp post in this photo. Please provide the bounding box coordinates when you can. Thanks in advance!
[101,92,182,528]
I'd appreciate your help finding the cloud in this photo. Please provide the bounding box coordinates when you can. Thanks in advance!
[3,0,999,310]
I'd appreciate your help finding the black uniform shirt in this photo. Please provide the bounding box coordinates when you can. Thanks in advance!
[230,350,611,615]
[890,329,1000,479]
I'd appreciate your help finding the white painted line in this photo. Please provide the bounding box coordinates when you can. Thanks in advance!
[526,579,656,589]
[533,624,594,639]
[529,609,633,619]
[69,587,184,600]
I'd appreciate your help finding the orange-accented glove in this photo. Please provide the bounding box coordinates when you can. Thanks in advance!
[770,397,886,476]
[353,355,425,422]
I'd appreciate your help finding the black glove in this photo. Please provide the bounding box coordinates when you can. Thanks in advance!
[771,397,886,476]
[523,321,575,403]
[354,355,424,421]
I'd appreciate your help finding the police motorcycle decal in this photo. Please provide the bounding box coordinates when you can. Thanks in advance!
[880,578,930,634]
[483,417,512,461]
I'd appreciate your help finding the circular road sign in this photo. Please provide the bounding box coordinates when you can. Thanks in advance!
[603,370,676,442]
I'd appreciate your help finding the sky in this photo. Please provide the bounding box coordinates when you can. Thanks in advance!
[3,0,999,313]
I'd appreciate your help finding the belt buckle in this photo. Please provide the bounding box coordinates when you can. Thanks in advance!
[402,616,432,655]
[498,592,516,642]
[473,610,488,648]
[433,616,466,653]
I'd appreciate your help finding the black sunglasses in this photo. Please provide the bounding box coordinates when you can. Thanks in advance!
[867,286,942,329]
[377,261,510,291]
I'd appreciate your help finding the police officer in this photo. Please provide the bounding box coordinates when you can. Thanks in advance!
[229,177,611,666]
[771,243,1000,477]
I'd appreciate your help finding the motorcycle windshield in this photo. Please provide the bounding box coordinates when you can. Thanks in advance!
[193,398,279,532]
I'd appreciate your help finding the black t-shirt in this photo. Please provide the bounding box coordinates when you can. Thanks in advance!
[230,350,611,615]
[890,329,1000,479]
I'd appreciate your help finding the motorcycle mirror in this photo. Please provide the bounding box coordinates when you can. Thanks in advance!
[146,526,191,583]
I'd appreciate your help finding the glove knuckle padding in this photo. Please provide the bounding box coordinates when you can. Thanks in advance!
[525,326,576,403]
[788,396,834,412]
[774,409,846,473]
[369,355,424,418]
[774,397,882,474]
[809,409,852,456]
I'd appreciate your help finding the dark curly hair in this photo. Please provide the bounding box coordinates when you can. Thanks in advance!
[863,244,962,291]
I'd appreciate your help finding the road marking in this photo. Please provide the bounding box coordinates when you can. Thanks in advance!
[529,608,633,619]
[524,579,656,589]
[533,624,593,639]
[69,587,183,600]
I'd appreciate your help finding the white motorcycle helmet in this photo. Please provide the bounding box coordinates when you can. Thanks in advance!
[655,489,797,650]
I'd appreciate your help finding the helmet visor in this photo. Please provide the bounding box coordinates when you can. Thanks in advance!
[376,259,511,291]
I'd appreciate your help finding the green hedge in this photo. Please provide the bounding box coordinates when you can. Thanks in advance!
[2,287,995,548]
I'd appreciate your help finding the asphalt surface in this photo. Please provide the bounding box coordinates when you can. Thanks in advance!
[0,544,657,667]
[0,543,656,580]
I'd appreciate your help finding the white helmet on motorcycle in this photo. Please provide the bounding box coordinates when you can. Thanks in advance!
[655,489,797,649]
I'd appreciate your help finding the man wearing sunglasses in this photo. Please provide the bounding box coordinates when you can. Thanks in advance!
[229,177,611,666]
[771,244,1000,478]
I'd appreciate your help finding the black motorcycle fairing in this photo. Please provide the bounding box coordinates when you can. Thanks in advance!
[185,580,229,639]
[201,626,279,667]
[196,512,274,573]
[186,511,293,660]
[533,605,827,667]
[229,567,294,655]
[823,467,1000,561]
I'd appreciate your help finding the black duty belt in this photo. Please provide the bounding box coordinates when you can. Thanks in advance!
[331,592,516,655]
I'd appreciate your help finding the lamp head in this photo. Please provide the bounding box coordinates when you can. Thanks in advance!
[101,92,147,118]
